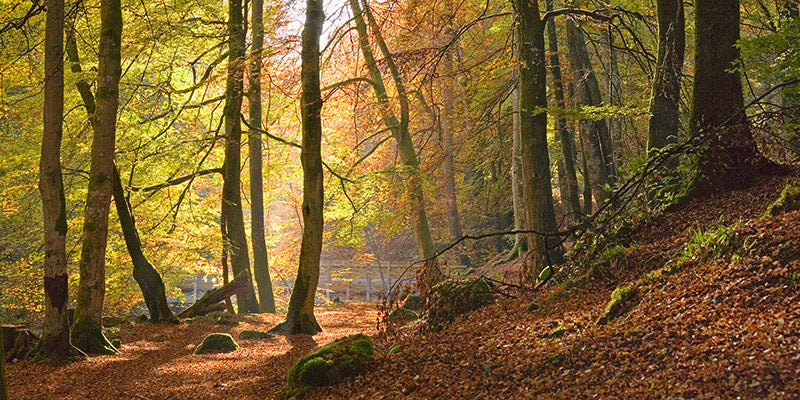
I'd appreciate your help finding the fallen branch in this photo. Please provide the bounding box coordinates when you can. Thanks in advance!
[177,272,250,319]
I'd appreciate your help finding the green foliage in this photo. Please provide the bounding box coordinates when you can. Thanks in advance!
[194,333,239,354]
[286,334,373,394]
[426,278,492,327]
[237,330,273,340]
[597,285,637,325]
[740,13,800,92]
[764,184,800,216]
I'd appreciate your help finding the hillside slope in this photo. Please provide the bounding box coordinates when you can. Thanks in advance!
[316,173,800,399]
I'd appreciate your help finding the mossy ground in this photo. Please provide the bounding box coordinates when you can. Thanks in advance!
[426,278,492,327]
[237,330,273,340]
[194,333,239,354]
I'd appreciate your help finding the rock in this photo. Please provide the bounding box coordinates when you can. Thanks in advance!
[194,333,239,354]
[237,330,273,340]
[401,294,424,312]
[426,278,492,326]
[765,184,800,216]
[597,285,637,325]
[286,333,373,393]
[208,311,238,326]
[525,301,542,312]
[388,308,418,321]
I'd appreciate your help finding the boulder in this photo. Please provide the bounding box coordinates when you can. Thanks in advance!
[194,333,239,354]
[286,334,373,393]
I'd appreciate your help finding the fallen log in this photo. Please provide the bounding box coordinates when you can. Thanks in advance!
[1,325,38,362]
[178,272,250,319]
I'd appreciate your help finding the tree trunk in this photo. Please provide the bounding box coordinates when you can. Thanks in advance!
[566,18,614,208]
[270,0,324,335]
[647,0,685,161]
[511,79,527,254]
[248,0,276,313]
[71,0,122,355]
[35,0,76,363]
[178,272,251,319]
[111,166,179,323]
[0,327,7,400]
[691,0,778,192]
[545,0,581,225]
[349,0,441,290]
[439,36,470,267]
[513,0,564,281]
[222,0,259,314]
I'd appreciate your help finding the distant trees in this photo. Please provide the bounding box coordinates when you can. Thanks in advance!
[271,0,324,335]
[70,0,122,355]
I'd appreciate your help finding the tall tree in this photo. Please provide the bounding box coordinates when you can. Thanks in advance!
[34,0,75,362]
[349,0,441,288]
[71,0,123,355]
[647,0,685,158]
[222,0,260,314]
[0,327,7,400]
[510,73,528,256]
[248,0,276,313]
[691,0,777,192]
[270,0,324,335]
[512,0,564,280]
[566,17,615,208]
[545,0,581,225]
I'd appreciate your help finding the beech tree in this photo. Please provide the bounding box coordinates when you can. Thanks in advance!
[270,0,324,335]
[71,0,123,355]
[222,0,260,314]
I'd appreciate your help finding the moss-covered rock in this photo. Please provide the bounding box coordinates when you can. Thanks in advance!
[286,334,373,393]
[388,308,419,321]
[525,301,542,312]
[237,330,273,340]
[597,285,637,325]
[401,294,424,311]
[426,278,492,326]
[194,333,239,354]
[544,324,568,339]
[208,311,238,326]
[765,184,800,216]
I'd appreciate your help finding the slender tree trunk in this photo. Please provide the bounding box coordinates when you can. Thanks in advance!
[111,166,179,323]
[222,0,259,314]
[566,18,614,207]
[647,0,685,160]
[248,0,276,313]
[514,0,564,281]
[545,0,581,225]
[511,79,527,254]
[35,0,76,363]
[0,327,7,400]
[72,0,122,355]
[439,37,470,267]
[271,0,324,335]
[691,0,778,192]
[606,25,622,146]
[349,0,441,289]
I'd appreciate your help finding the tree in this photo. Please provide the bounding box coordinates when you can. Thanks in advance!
[34,0,75,362]
[349,0,441,288]
[270,0,324,335]
[1,324,8,400]
[512,0,564,280]
[248,0,276,313]
[222,0,260,314]
[691,0,778,192]
[647,0,685,159]
[71,0,123,355]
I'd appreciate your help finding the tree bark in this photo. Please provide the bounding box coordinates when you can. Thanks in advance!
[349,0,441,290]
[545,0,581,226]
[691,0,778,192]
[248,0,276,313]
[222,0,260,314]
[111,166,179,323]
[0,327,6,400]
[271,0,324,335]
[511,77,528,255]
[35,0,76,363]
[513,0,564,281]
[647,0,685,160]
[71,0,122,355]
[178,272,251,319]
[566,18,615,208]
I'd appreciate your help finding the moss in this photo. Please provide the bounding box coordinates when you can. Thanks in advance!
[544,324,568,338]
[401,294,424,312]
[237,330,273,340]
[525,301,542,312]
[387,345,403,355]
[597,285,637,325]
[286,334,373,392]
[388,308,418,321]
[208,311,238,326]
[426,278,492,326]
[765,184,800,216]
[194,333,239,354]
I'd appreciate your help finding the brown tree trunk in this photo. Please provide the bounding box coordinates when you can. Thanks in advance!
[222,0,260,314]
[691,0,778,192]
[35,0,76,363]
[271,0,324,335]
[566,18,615,208]
[248,0,276,313]
[647,0,685,160]
[0,327,7,400]
[513,0,564,281]
[111,166,179,323]
[511,79,528,254]
[178,272,251,319]
[71,0,122,355]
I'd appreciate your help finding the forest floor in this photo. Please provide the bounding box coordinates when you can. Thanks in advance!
[7,172,800,399]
